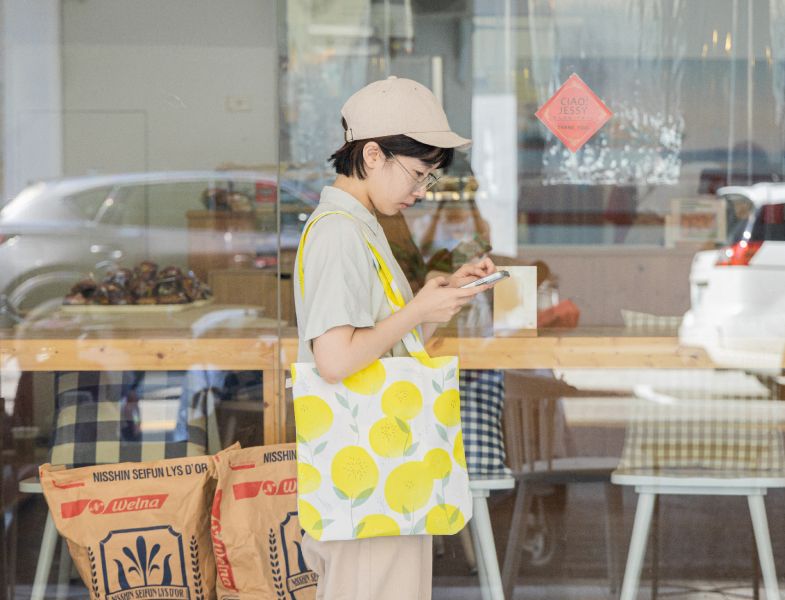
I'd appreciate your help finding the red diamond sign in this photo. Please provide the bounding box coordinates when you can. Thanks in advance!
[535,73,612,153]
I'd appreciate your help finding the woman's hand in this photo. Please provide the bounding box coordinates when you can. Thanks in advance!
[447,256,497,288]
[410,276,489,324]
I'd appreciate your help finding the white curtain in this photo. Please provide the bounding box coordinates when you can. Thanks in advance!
[527,0,688,185]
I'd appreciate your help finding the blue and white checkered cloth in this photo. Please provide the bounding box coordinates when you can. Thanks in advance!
[460,369,512,477]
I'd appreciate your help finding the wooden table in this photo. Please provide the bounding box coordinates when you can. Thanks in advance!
[1,315,715,444]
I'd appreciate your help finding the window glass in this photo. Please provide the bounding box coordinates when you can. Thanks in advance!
[2,1,785,598]
[65,186,114,220]
[753,202,785,241]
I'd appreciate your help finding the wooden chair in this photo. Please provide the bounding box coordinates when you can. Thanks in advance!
[501,370,624,599]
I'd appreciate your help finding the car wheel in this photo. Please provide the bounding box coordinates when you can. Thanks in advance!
[5,268,86,315]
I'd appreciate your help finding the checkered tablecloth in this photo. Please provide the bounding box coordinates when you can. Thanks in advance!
[618,397,785,474]
[460,369,512,477]
[621,309,683,334]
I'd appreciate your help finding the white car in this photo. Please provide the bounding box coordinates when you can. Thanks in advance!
[679,183,785,377]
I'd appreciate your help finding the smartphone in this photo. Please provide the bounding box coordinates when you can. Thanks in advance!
[460,270,510,288]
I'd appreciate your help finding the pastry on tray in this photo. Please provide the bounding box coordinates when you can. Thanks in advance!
[62,261,212,306]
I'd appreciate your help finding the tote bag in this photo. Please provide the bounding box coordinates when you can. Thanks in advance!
[292,210,472,541]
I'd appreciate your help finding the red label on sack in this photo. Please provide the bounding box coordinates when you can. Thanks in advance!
[535,73,612,152]
[53,480,85,489]
[229,463,255,471]
[101,494,168,514]
[211,489,239,592]
[61,499,92,519]
[233,481,264,500]
[276,478,297,495]
[233,478,297,500]
[61,494,168,519]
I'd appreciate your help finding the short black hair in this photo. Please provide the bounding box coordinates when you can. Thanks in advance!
[329,118,454,179]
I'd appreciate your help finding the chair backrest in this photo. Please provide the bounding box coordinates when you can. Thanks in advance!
[502,371,575,474]
[49,370,220,467]
[617,392,785,475]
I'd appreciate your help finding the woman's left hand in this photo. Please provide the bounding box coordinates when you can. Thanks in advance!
[448,257,497,288]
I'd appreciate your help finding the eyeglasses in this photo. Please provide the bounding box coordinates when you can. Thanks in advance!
[390,154,440,192]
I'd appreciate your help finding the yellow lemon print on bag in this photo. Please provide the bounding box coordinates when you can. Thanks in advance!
[355,514,401,539]
[298,499,324,540]
[453,431,467,469]
[369,417,412,458]
[332,446,379,499]
[425,504,465,535]
[384,462,433,515]
[342,360,386,395]
[293,395,333,442]
[409,351,455,370]
[297,462,322,494]
[382,381,423,420]
[434,389,461,427]
[424,448,452,480]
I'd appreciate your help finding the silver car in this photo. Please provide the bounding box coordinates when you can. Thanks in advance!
[0,171,312,317]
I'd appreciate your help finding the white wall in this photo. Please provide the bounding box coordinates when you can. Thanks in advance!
[61,0,278,176]
[499,245,695,326]
[2,0,63,202]
[414,12,473,148]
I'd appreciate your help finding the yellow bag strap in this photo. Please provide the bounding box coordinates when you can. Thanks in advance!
[296,210,430,355]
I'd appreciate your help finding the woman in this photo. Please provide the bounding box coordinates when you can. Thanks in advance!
[294,76,497,599]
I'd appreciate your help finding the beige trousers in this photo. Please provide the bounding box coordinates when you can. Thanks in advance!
[301,533,433,600]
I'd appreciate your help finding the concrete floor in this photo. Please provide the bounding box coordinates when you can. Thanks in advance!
[7,476,785,599]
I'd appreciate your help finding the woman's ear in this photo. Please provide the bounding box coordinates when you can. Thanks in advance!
[362,141,384,172]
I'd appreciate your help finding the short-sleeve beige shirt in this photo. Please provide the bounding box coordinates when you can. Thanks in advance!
[294,186,416,363]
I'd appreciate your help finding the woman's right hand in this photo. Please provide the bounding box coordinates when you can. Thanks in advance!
[409,276,488,324]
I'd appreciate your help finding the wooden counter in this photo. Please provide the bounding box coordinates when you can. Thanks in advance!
[1,315,715,444]
[0,299,716,443]
[0,330,713,371]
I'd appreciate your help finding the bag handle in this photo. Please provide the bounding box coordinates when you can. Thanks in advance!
[296,210,433,359]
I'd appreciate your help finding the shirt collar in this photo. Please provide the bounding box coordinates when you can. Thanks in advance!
[319,186,381,234]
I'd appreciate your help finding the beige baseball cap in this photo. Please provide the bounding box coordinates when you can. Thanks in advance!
[341,76,471,150]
